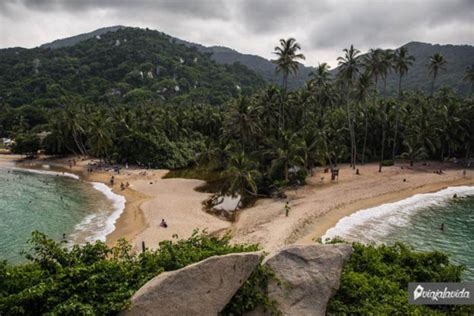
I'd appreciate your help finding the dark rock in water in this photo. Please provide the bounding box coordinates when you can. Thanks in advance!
[121,252,262,316]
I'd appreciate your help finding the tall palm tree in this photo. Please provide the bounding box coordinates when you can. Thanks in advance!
[364,48,391,170]
[364,49,384,94]
[428,53,448,96]
[463,64,474,97]
[392,47,415,160]
[273,38,306,90]
[393,47,415,98]
[337,44,361,169]
[87,114,113,159]
[309,63,334,120]
[309,62,331,88]
[62,106,88,156]
[355,71,373,164]
[380,49,394,98]
[273,38,305,131]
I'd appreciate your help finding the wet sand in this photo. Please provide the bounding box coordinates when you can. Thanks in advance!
[2,154,472,252]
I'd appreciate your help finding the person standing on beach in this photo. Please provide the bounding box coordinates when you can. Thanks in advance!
[284,201,290,217]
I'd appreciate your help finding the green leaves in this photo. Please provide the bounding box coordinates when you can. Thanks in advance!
[327,241,468,315]
[0,231,261,315]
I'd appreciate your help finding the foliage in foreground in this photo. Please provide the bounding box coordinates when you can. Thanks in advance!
[327,241,473,315]
[0,231,273,316]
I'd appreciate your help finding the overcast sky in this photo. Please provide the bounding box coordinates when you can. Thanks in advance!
[1,0,473,67]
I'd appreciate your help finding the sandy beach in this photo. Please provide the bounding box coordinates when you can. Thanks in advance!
[0,154,230,250]
[230,162,474,251]
[1,154,473,252]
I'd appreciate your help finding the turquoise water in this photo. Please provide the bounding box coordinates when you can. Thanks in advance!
[323,186,474,280]
[0,167,120,264]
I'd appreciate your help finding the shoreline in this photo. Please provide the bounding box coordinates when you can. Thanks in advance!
[1,154,473,253]
[295,177,474,245]
[0,154,229,250]
[0,156,133,245]
[230,162,473,252]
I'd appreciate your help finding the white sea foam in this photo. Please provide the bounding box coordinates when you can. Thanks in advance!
[72,182,126,243]
[4,166,80,180]
[322,186,474,243]
[5,166,125,244]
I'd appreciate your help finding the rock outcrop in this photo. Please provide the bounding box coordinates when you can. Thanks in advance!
[121,252,262,316]
[262,244,353,316]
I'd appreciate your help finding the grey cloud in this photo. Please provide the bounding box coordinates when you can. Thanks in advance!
[0,0,473,67]
[307,0,474,51]
[9,0,230,19]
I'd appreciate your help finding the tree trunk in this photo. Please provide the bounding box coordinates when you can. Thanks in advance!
[362,101,369,164]
[284,163,289,181]
[379,96,386,172]
[430,73,437,97]
[392,75,402,161]
[344,85,353,167]
[398,73,402,98]
[379,126,386,172]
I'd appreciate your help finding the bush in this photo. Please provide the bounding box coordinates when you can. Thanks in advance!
[327,241,472,315]
[381,159,394,166]
[0,230,260,315]
[10,133,41,157]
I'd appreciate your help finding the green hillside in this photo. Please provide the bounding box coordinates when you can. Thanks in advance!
[381,41,474,96]
[0,27,265,108]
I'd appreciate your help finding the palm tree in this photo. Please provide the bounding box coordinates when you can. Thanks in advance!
[428,53,448,96]
[87,114,113,159]
[364,48,391,170]
[273,38,306,90]
[224,151,260,197]
[337,44,361,169]
[223,96,261,147]
[392,47,415,160]
[273,38,305,131]
[309,63,331,88]
[393,47,415,98]
[364,49,384,94]
[380,49,394,98]
[463,64,474,97]
[309,63,334,120]
[355,72,373,164]
[266,131,305,182]
[62,106,88,156]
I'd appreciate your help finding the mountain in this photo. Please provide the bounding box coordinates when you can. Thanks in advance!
[41,27,473,96]
[0,27,265,107]
[38,26,314,90]
[379,41,474,97]
[174,38,314,90]
[40,26,127,49]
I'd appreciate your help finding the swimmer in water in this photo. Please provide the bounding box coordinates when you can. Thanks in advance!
[440,223,445,231]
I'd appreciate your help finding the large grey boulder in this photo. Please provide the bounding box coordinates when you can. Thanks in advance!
[122,252,262,316]
[259,244,353,316]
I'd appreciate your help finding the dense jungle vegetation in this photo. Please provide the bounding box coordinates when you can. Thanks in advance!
[0,28,265,107]
[1,35,474,199]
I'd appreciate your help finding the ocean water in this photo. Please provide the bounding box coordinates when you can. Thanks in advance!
[0,167,125,264]
[323,186,474,280]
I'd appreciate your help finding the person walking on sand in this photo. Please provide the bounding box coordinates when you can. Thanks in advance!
[284,201,290,217]
[110,176,115,186]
